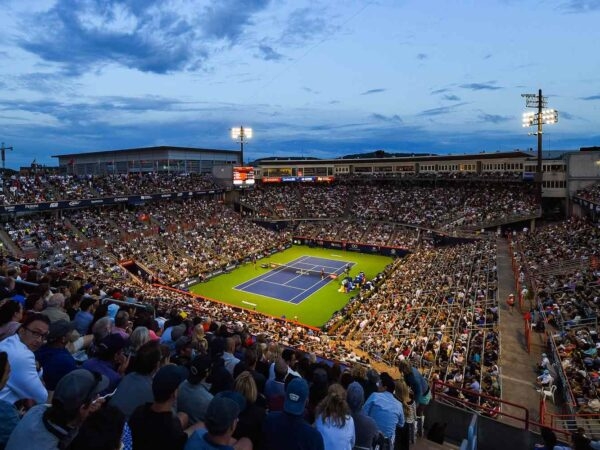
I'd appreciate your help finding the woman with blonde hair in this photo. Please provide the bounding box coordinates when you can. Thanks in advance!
[315,383,355,450]
[394,379,416,448]
[233,371,266,448]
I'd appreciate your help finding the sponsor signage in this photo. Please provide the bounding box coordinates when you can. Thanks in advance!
[293,236,409,257]
[262,176,335,183]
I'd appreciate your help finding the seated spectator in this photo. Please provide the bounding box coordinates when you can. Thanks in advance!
[0,301,23,342]
[177,355,214,425]
[35,320,78,392]
[83,333,128,395]
[68,404,126,450]
[0,352,19,449]
[5,369,109,450]
[41,293,70,324]
[129,365,192,450]
[184,393,252,450]
[0,313,49,406]
[73,297,97,336]
[233,371,266,448]
[262,377,324,450]
[110,340,161,419]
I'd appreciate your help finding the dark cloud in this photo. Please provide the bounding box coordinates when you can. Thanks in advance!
[478,113,512,124]
[361,88,386,95]
[418,102,468,117]
[416,53,428,60]
[371,113,402,123]
[559,111,575,120]
[17,0,269,75]
[200,0,270,41]
[581,94,600,100]
[257,44,284,61]
[431,88,449,95]
[558,0,600,13]
[443,94,461,101]
[459,82,502,91]
[281,7,334,46]
[483,53,492,59]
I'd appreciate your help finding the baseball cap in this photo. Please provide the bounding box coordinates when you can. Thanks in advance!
[205,393,241,435]
[189,355,212,382]
[284,377,308,416]
[53,369,109,413]
[346,381,365,412]
[152,365,187,401]
[47,320,76,343]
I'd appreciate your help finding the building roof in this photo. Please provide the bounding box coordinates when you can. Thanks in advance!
[53,145,239,158]
[258,150,534,166]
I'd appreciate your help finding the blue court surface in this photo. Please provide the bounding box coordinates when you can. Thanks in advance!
[234,256,355,304]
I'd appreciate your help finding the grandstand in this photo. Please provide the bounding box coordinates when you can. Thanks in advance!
[0,149,599,449]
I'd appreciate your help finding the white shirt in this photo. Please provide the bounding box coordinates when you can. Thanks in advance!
[0,334,48,405]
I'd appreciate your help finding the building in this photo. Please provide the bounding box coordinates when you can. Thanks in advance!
[53,146,240,175]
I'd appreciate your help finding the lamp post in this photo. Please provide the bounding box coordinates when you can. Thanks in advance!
[521,89,558,202]
[1,142,13,171]
[231,126,252,165]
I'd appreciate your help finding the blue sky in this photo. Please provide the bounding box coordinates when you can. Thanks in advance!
[1,0,600,168]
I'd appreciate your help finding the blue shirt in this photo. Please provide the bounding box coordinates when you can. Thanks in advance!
[82,358,121,395]
[185,429,233,450]
[262,411,324,450]
[73,310,94,335]
[35,346,77,391]
[362,391,404,439]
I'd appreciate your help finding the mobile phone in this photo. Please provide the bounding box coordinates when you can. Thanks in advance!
[94,388,117,403]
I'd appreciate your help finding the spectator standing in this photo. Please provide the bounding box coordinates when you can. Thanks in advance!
[346,381,380,450]
[363,372,404,447]
[262,377,324,450]
[0,313,49,406]
[398,360,430,437]
[314,383,355,450]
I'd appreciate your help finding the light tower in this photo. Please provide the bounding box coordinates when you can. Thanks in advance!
[0,142,13,170]
[522,89,558,201]
[230,126,252,165]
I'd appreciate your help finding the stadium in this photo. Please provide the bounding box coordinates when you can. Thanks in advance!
[0,143,598,450]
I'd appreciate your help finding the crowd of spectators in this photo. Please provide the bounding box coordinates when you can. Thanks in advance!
[242,180,538,230]
[575,182,600,206]
[0,173,219,205]
[513,218,600,413]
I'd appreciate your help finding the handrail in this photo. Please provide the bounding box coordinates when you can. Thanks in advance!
[432,379,530,429]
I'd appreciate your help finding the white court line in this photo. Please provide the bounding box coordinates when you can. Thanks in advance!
[261,279,304,290]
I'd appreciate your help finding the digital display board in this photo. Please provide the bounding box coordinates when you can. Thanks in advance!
[233,166,255,188]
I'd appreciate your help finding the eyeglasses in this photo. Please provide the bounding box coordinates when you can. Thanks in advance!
[24,327,49,341]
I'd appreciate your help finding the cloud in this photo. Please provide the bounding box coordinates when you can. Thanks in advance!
[280,7,335,47]
[559,0,600,13]
[581,94,600,100]
[483,53,492,59]
[443,94,461,101]
[416,53,428,60]
[418,102,468,117]
[371,113,402,123]
[559,111,577,120]
[361,88,386,95]
[478,113,512,124]
[16,0,269,75]
[257,44,284,61]
[302,87,320,95]
[459,82,503,91]
[431,88,449,95]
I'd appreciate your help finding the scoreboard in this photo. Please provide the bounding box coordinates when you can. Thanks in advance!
[233,166,255,188]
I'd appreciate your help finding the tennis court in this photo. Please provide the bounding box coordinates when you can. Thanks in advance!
[234,255,354,304]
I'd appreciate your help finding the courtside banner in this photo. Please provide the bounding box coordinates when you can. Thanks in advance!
[293,236,409,257]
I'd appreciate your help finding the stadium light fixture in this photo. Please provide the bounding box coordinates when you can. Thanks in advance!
[231,126,252,165]
[0,142,13,171]
[521,89,558,201]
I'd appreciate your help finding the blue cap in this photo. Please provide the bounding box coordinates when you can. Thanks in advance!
[284,377,308,416]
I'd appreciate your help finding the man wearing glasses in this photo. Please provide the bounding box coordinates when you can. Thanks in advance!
[0,313,50,406]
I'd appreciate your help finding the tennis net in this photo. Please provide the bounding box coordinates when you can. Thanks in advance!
[269,263,338,279]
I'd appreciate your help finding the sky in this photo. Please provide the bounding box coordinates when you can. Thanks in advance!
[1,0,600,168]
